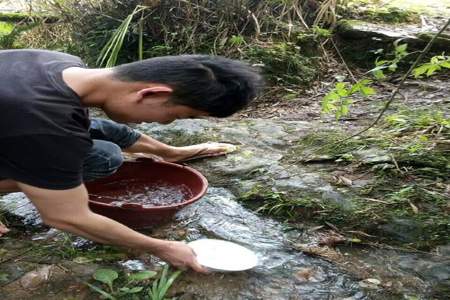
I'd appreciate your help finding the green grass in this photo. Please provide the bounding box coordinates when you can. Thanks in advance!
[0,21,14,37]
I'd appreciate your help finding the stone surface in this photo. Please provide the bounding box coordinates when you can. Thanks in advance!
[337,19,450,51]
[1,118,448,299]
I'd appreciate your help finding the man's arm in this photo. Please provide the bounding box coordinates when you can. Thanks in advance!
[17,182,206,272]
[124,133,235,162]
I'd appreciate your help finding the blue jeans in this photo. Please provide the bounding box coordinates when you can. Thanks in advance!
[83,118,141,182]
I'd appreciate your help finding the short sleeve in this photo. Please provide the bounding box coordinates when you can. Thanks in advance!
[0,135,92,190]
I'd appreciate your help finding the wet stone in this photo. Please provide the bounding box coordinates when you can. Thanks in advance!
[378,218,424,243]
[0,192,41,226]
[170,187,363,299]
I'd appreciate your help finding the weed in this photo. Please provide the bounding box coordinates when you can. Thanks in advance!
[413,53,450,78]
[148,265,182,300]
[87,267,158,299]
[321,79,376,120]
[247,42,317,85]
[370,42,410,80]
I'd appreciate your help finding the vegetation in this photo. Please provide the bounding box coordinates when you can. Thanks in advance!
[241,106,449,249]
[87,265,180,300]
[0,0,341,89]
[0,1,448,297]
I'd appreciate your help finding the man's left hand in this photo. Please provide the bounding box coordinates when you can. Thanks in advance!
[165,142,237,162]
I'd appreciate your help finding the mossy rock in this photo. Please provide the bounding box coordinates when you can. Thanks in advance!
[0,12,58,23]
[0,12,30,22]
[336,19,450,66]
[246,42,318,86]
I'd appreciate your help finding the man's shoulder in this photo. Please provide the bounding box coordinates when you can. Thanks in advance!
[0,49,83,62]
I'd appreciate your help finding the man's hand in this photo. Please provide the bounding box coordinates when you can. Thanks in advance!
[0,220,9,236]
[124,134,237,163]
[153,241,208,273]
[163,142,237,162]
[16,182,207,273]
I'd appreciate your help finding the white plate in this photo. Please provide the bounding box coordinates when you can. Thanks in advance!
[188,239,258,272]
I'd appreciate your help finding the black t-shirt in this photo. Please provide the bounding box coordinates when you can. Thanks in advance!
[0,49,92,189]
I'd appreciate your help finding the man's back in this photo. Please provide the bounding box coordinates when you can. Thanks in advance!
[0,49,92,189]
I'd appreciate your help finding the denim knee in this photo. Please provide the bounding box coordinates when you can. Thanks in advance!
[89,118,141,149]
[83,140,124,182]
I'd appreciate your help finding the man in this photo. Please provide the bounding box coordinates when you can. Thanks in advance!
[0,49,262,272]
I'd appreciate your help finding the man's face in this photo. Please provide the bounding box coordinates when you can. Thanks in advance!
[154,103,210,125]
[103,95,210,124]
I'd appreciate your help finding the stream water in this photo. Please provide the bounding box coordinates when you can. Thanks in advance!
[93,180,193,207]
[0,187,448,299]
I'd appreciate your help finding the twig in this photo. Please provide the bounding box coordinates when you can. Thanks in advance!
[331,38,357,83]
[390,154,403,174]
[334,18,450,144]
[364,198,390,205]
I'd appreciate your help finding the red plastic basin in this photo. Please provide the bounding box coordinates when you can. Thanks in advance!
[85,159,208,229]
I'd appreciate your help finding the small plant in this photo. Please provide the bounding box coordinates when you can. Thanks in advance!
[229,35,245,47]
[247,42,317,85]
[148,265,182,300]
[370,42,409,80]
[87,268,157,300]
[97,5,147,67]
[385,109,449,130]
[413,53,450,78]
[321,79,376,120]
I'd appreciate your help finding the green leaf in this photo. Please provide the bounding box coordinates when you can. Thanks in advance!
[322,91,339,111]
[128,270,157,282]
[388,63,397,72]
[0,273,9,282]
[395,43,407,54]
[413,64,429,78]
[129,286,144,293]
[159,270,182,298]
[372,69,386,80]
[120,286,143,294]
[440,61,450,68]
[426,65,440,76]
[85,282,116,300]
[360,85,376,96]
[93,269,118,292]
[149,279,159,300]
[375,59,388,66]
[335,82,347,92]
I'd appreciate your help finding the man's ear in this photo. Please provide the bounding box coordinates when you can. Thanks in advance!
[137,86,173,98]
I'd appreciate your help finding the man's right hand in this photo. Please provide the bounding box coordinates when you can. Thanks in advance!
[17,182,209,273]
[153,241,208,273]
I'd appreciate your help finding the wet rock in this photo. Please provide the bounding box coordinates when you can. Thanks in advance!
[353,149,391,165]
[378,218,424,243]
[0,192,42,226]
[119,259,146,271]
[170,188,363,299]
[295,267,326,283]
[19,265,52,290]
[337,20,450,51]
[359,278,382,290]
[421,261,450,282]
[437,244,450,256]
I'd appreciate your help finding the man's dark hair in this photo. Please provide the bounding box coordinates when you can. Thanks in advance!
[113,55,263,117]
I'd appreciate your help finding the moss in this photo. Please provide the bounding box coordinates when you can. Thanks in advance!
[0,12,31,22]
[158,130,219,147]
[0,21,14,37]
[238,180,449,249]
[364,7,418,23]
[0,21,40,49]
[287,129,381,160]
[295,26,331,57]
[260,119,449,248]
[246,42,318,86]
